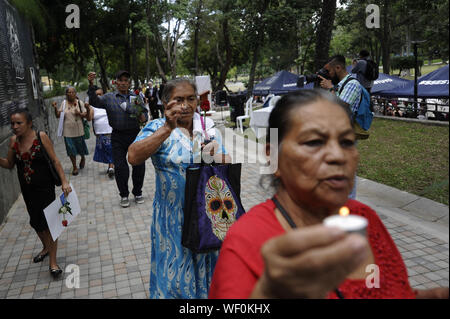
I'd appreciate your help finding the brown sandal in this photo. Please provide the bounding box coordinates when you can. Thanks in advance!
[72,168,79,176]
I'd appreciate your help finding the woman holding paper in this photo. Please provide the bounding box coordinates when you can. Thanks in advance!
[52,86,89,176]
[0,109,71,278]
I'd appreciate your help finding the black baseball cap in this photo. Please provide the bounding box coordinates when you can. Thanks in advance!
[116,70,131,79]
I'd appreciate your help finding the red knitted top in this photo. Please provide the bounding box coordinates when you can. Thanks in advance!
[209,199,416,299]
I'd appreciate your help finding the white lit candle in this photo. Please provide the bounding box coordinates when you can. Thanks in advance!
[323,206,368,236]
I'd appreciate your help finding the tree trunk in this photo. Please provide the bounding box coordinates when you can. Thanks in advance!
[193,0,203,76]
[156,56,168,83]
[247,42,260,100]
[381,0,391,74]
[146,35,150,82]
[216,18,232,91]
[131,27,139,89]
[314,0,337,71]
[124,26,131,72]
[92,42,110,92]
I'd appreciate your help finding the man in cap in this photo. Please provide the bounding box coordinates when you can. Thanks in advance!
[87,70,148,208]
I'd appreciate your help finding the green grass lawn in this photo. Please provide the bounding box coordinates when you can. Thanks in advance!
[357,118,449,205]
[225,117,449,205]
[389,63,445,80]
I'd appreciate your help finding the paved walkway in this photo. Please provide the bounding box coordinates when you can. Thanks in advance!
[0,117,448,299]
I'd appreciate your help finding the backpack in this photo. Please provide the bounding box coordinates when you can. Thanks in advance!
[364,59,379,81]
[339,77,373,140]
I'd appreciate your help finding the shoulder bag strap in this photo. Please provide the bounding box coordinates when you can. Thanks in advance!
[338,76,359,95]
[200,114,209,141]
[272,196,297,229]
[36,131,48,158]
[78,99,85,115]
[338,77,363,118]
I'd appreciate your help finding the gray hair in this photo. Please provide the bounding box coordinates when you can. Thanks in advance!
[65,86,76,95]
[161,78,198,104]
[261,89,353,192]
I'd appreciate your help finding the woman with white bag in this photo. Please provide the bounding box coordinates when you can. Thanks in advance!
[52,87,89,176]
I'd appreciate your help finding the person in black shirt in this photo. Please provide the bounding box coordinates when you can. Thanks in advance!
[145,82,159,119]
[88,70,148,208]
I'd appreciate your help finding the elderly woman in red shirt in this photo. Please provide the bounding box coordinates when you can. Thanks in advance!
[209,90,448,299]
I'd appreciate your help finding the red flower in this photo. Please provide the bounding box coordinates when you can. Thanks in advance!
[21,152,30,160]
[33,140,39,147]
[200,100,210,112]
[62,220,68,227]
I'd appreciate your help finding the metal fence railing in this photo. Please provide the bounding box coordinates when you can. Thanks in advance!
[371,97,449,122]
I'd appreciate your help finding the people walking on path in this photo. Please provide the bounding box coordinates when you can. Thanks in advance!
[87,70,148,208]
[128,78,231,298]
[86,87,115,179]
[52,87,89,176]
[0,109,72,278]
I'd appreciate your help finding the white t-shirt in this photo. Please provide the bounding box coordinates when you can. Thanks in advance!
[92,107,113,134]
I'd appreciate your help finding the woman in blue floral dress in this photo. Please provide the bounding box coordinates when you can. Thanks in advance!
[129,78,231,298]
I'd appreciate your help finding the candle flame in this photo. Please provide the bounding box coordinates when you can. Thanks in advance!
[339,206,350,217]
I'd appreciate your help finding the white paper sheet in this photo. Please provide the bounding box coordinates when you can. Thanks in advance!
[57,100,66,137]
[195,76,212,106]
[44,183,81,241]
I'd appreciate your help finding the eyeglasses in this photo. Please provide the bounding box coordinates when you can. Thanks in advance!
[173,96,197,105]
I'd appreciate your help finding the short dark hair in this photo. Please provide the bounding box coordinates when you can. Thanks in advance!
[161,78,198,104]
[10,107,33,123]
[328,55,346,68]
[267,89,352,145]
[359,50,370,58]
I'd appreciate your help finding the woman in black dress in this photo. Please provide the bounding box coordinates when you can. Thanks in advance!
[0,109,72,277]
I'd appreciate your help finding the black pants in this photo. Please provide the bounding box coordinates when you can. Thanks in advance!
[111,130,145,198]
[149,103,159,119]
[157,104,164,118]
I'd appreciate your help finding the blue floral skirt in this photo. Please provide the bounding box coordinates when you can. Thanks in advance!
[64,136,89,157]
[93,134,113,164]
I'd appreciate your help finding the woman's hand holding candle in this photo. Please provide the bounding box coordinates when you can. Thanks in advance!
[323,206,368,236]
[251,225,369,299]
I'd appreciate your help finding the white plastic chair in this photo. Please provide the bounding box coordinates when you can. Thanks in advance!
[237,97,254,134]
[264,94,274,103]
[269,95,281,108]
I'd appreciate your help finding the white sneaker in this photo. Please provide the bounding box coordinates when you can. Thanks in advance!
[120,197,130,208]
[135,195,144,204]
